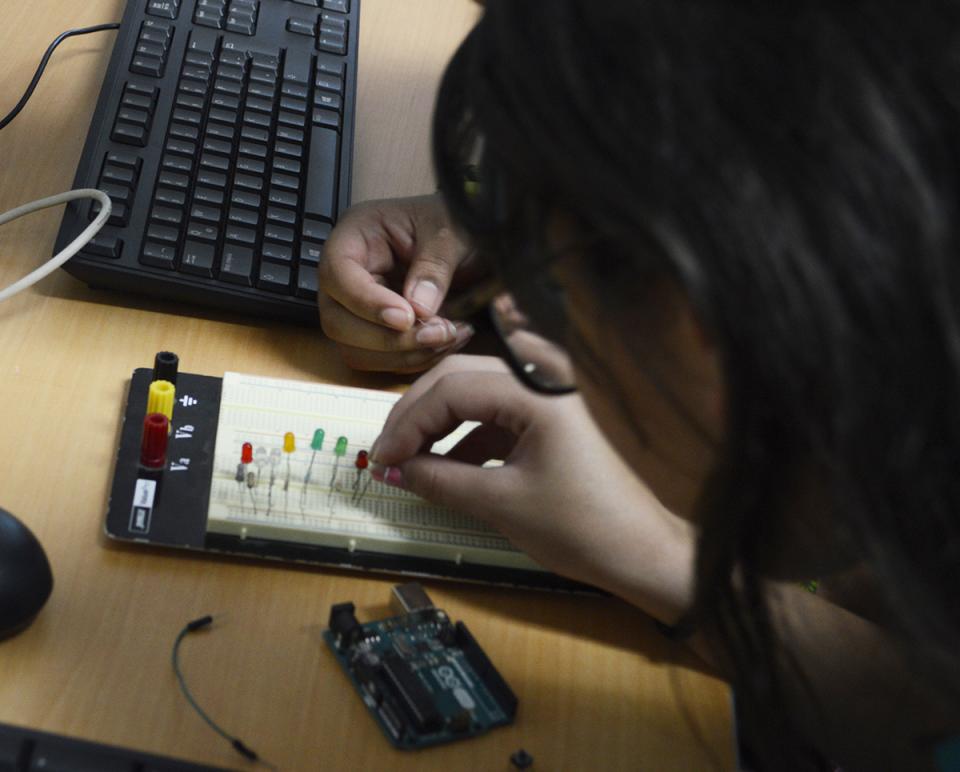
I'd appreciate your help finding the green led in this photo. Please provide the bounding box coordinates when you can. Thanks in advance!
[311,428,325,451]
[334,436,348,457]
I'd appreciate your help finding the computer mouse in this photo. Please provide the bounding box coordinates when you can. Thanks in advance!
[0,507,53,640]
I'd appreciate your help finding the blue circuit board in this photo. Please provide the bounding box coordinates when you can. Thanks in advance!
[324,593,517,749]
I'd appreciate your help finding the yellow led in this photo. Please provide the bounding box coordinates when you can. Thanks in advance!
[283,431,296,454]
[147,380,175,429]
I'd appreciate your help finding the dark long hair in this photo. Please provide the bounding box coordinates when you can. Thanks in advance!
[432,1,960,767]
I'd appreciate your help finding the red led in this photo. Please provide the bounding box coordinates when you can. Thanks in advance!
[140,413,170,469]
[241,442,254,464]
[355,450,369,470]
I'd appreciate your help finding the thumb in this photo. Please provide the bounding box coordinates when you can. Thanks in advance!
[402,228,467,318]
[384,453,511,521]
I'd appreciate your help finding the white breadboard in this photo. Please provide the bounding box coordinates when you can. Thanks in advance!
[206,372,542,571]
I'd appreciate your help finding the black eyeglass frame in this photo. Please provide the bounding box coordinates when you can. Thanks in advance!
[445,275,577,396]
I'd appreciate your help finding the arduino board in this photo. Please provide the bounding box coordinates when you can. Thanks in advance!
[324,583,518,749]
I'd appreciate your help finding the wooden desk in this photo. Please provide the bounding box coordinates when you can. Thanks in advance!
[0,2,734,769]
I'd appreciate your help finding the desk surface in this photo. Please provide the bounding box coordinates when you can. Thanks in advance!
[0,2,734,769]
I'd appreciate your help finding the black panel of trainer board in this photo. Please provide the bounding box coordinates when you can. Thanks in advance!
[106,368,593,593]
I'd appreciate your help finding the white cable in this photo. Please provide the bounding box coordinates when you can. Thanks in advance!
[0,188,111,302]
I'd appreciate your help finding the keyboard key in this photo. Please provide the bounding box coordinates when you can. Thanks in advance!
[238,141,268,159]
[83,234,124,259]
[111,123,147,146]
[280,96,307,114]
[316,53,345,76]
[146,223,179,243]
[169,122,200,141]
[303,219,331,242]
[237,157,266,175]
[228,206,260,227]
[299,242,324,265]
[141,242,176,269]
[226,225,257,244]
[267,206,296,225]
[271,172,299,191]
[315,92,341,112]
[268,188,297,208]
[101,165,136,186]
[304,126,339,221]
[181,241,215,277]
[247,82,276,100]
[258,261,291,293]
[155,187,187,207]
[240,125,269,143]
[158,170,188,189]
[243,110,271,129]
[175,92,205,110]
[246,96,273,114]
[286,17,316,36]
[172,107,202,125]
[323,0,349,12]
[151,205,184,225]
[281,82,309,100]
[200,152,231,172]
[312,108,339,129]
[264,224,294,243]
[278,110,305,128]
[206,125,235,143]
[231,190,261,209]
[211,93,241,111]
[106,150,141,170]
[220,245,254,285]
[166,138,196,157]
[190,204,221,223]
[162,154,193,174]
[273,157,301,175]
[131,55,164,78]
[262,242,293,263]
[186,221,219,241]
[315,73,343,94]
[277,126,305,143]
[318,33,346,56]
[197,169,228,188]
[203,137,233,156]
[195,187,225,206]
[234,173,263,191]
[296,264,319,299]
[283,49,312,84]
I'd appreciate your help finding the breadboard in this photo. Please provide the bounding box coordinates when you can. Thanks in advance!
[206,373,541,571]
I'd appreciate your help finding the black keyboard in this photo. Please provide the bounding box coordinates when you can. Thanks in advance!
[53,0,360,324]
[0,722,230,771]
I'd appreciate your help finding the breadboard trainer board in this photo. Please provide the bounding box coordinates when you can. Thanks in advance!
[106,364,591,590]
[206,372,541,571]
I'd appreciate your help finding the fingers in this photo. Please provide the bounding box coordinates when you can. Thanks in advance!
[402,225,471,319]
[377,355,510,437]
[378,453,515,518]
[445,423,518,465]
[318,233,416,331]
[373,369,533,466]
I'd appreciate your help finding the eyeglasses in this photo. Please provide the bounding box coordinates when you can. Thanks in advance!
[446,276,577,395]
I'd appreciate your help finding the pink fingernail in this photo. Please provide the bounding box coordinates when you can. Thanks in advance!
[384,466,404,488]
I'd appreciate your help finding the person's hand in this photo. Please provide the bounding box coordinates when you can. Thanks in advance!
[370,355,695,621]
[318,194,486,373]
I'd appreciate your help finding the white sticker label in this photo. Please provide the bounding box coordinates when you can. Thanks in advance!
[129,478,157,534]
